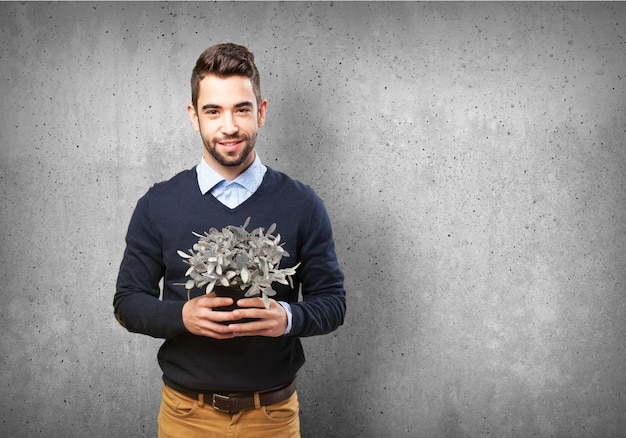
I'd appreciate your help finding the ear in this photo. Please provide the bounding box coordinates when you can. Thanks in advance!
[257,99,268,128]
[187,104,200,132]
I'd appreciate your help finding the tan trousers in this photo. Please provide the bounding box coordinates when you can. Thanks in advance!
[158,384,301,438]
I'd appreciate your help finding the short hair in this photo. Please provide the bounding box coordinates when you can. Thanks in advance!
[191,43,262,110]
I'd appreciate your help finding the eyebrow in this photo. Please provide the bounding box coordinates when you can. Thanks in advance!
[201,101,254,111]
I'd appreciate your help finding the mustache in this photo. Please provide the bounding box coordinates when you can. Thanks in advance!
[216,134,249,142]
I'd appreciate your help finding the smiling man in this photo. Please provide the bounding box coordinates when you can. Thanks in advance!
[114,43,346,437]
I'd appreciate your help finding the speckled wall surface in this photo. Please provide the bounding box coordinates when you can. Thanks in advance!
[1,2,625,437]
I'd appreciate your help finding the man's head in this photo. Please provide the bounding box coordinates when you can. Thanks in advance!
[191,43,262,111]
[188,43,267,180]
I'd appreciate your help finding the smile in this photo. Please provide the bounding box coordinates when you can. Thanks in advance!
[219,139,244,150]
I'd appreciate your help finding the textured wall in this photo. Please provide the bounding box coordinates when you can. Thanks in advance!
[1,2,625,437]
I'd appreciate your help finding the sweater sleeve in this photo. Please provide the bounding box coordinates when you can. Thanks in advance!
[288,193,346,337]
[113,192,187,339]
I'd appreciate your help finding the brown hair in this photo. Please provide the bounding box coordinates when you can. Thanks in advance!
[191,43,262,110]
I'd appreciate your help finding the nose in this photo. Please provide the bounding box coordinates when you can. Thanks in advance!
[221,112,238,136]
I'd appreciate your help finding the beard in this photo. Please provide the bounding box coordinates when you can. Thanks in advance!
[203,132,257,168]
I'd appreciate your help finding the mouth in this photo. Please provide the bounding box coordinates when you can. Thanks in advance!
[218,138,245,152]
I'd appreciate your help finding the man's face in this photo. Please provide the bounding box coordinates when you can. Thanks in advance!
[188,74,267,179]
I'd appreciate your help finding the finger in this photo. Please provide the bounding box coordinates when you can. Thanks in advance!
[235,297,267,309]
[228,320,267,336]
[209,309,242,324]
[231,307,267,321]
[196,295,235,308]
[197,317,242,338]
[202,326,237,340]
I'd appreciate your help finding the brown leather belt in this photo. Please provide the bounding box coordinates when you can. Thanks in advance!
[184,379,296,414]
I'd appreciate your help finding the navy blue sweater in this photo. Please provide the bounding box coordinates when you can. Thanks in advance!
[114,167,346,392]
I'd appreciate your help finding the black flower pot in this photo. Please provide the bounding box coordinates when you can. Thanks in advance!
[213,285,258,324]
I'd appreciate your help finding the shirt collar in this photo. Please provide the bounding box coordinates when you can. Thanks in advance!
[196,153,267,195]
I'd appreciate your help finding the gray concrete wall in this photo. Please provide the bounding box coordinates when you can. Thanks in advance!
[1,2,625,437]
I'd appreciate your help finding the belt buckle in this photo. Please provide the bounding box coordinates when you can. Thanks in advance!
[212,393,235,413]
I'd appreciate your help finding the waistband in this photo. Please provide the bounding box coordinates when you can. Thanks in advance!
[175,379,296,414]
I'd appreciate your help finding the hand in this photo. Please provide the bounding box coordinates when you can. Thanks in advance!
[228,297,288,338]
[182,293,240,339]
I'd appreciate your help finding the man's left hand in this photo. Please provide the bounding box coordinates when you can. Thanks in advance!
[228,298,288,337]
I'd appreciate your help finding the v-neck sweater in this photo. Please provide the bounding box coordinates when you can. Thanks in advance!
[114,166,346,392]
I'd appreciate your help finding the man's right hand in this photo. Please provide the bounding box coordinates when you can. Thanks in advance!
[182,293,240,339]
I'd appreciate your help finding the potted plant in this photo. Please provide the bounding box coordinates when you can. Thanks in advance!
[177,217,300,312]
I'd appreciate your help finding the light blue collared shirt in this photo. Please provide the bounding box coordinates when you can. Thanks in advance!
[196,153,267,208]
[196,153,293,334]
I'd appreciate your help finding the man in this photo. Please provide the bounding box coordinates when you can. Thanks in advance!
[113,43,346,437]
